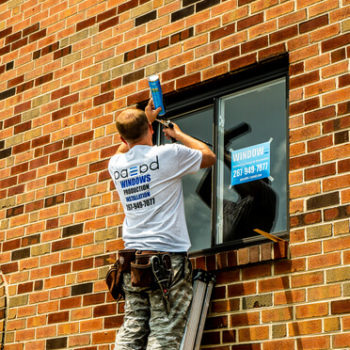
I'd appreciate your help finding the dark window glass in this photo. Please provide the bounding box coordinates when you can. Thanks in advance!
[160,107,214,251]
[216,78,287,245]
[157,60,288,253]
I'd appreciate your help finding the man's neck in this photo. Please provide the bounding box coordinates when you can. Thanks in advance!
[128,136,153,149]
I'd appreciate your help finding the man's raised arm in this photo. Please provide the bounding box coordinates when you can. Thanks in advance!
[163,122,216,169]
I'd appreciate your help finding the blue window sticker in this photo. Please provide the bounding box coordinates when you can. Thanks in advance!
[231,141,271,186]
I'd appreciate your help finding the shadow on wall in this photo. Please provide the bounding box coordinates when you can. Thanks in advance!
[0,273,7,350]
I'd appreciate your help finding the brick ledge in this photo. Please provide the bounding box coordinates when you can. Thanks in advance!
[190,240,289,271]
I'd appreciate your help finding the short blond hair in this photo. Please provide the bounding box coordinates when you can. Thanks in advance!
[116,108,149,142]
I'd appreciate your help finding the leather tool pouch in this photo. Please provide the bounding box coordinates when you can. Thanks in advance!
[130,254,154,288]
[105,249,135,300]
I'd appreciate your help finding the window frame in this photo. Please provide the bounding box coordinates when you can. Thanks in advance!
[149,56,290,255]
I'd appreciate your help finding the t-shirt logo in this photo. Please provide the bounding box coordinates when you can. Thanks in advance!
[113,156,159,180]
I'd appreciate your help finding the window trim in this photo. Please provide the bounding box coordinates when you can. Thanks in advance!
[143,55,290,256]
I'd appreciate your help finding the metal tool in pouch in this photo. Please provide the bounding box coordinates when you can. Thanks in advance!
[148,74,166,116]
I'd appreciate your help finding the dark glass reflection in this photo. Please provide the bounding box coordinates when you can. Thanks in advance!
[159,77,287,249]
[197,122,277,241]
[218,78,287,242]
[160,107,213,251]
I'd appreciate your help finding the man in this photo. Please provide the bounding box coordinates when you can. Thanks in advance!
[108,99,216,350]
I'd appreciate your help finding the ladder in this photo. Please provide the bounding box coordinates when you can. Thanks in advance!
[180,269,216,350]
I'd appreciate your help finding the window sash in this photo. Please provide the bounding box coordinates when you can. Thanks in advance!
[155,56,289,254]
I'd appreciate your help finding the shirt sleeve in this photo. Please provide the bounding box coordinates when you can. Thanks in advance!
[172,143,202,176]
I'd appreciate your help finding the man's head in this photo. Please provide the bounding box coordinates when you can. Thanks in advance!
[116,108,150,143]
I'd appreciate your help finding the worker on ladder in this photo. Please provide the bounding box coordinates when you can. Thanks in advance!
[108,99,216,350]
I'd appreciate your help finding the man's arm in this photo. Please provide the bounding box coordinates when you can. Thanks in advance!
[163,123,216,168]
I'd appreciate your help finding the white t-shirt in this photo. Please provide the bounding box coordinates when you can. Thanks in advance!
[108,144,202,252]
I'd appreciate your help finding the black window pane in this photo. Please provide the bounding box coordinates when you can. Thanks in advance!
[160,107,213,251]
[217,77,287,244]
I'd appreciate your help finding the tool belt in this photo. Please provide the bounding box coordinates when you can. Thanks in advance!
[105,249,186,307]
[105,249,136,300]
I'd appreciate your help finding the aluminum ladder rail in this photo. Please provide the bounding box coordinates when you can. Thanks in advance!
[180,269,216,350]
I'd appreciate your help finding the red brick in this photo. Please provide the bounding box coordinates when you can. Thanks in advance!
[258,43,286,60]
[322,33,350,52]
[77,17,96,32]
[307,135,333,152]
[230,53,257,71]
[73,131,94,145]
[52,107,71,121]
[242,36,268,54]
[101,78,122,93]
[23,23,40,37]
[274,289,305,305]
[93,91,114,106]
[3,239,21,251]
[290,153,320,170]
[262,307,293,322]
[210,23,236,41]
[99,16,119,32]
[339,159,350,173]
[309,284,341,301]
[14,102,31,114]
[83,293,105,306]
[48,311,69,324]
[118,0,138,13]
[0,27,12,39]
[35,72,53,86]
[60,296,81,309]
[290,97,320,115]
[299,14,329,33]
[237,13,264,31]
[263,340,295,350]
[227,281,256,297]
[51,262,71,276]
[305,106,335,124]
[296,335,330,349]
[239,326,269,341]
[230,312,260,327]
[290,71,320,89]
[97,8,117,22]
[176,72,201,90]
[17,80,34,93]
[29,28,46,42]
[8,75,24,88]
[51,86,70,100]
[295,302,328,319]
[334,333,350,348]
[211,299,240,313]
[305,163,336,180]
[270,25,298,44]
[127,90,149,106]
[60,93,79,107]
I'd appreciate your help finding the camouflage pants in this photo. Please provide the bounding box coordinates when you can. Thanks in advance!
[114,254,192,350]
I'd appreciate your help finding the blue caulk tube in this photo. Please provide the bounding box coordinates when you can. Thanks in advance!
[148,74,165,117]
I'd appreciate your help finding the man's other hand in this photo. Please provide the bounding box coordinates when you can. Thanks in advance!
[145,98,162,124]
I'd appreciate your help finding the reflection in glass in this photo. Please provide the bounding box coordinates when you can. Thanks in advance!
[216,78,287,243]
[160,107,213,252]
[159,77,287,251]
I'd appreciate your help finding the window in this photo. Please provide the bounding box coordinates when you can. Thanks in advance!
[157,57,289,253]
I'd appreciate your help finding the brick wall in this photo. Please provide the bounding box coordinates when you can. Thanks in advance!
[0,0,349,349]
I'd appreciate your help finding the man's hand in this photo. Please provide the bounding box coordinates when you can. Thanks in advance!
[145,98,162,124]
[162,121,180,140]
